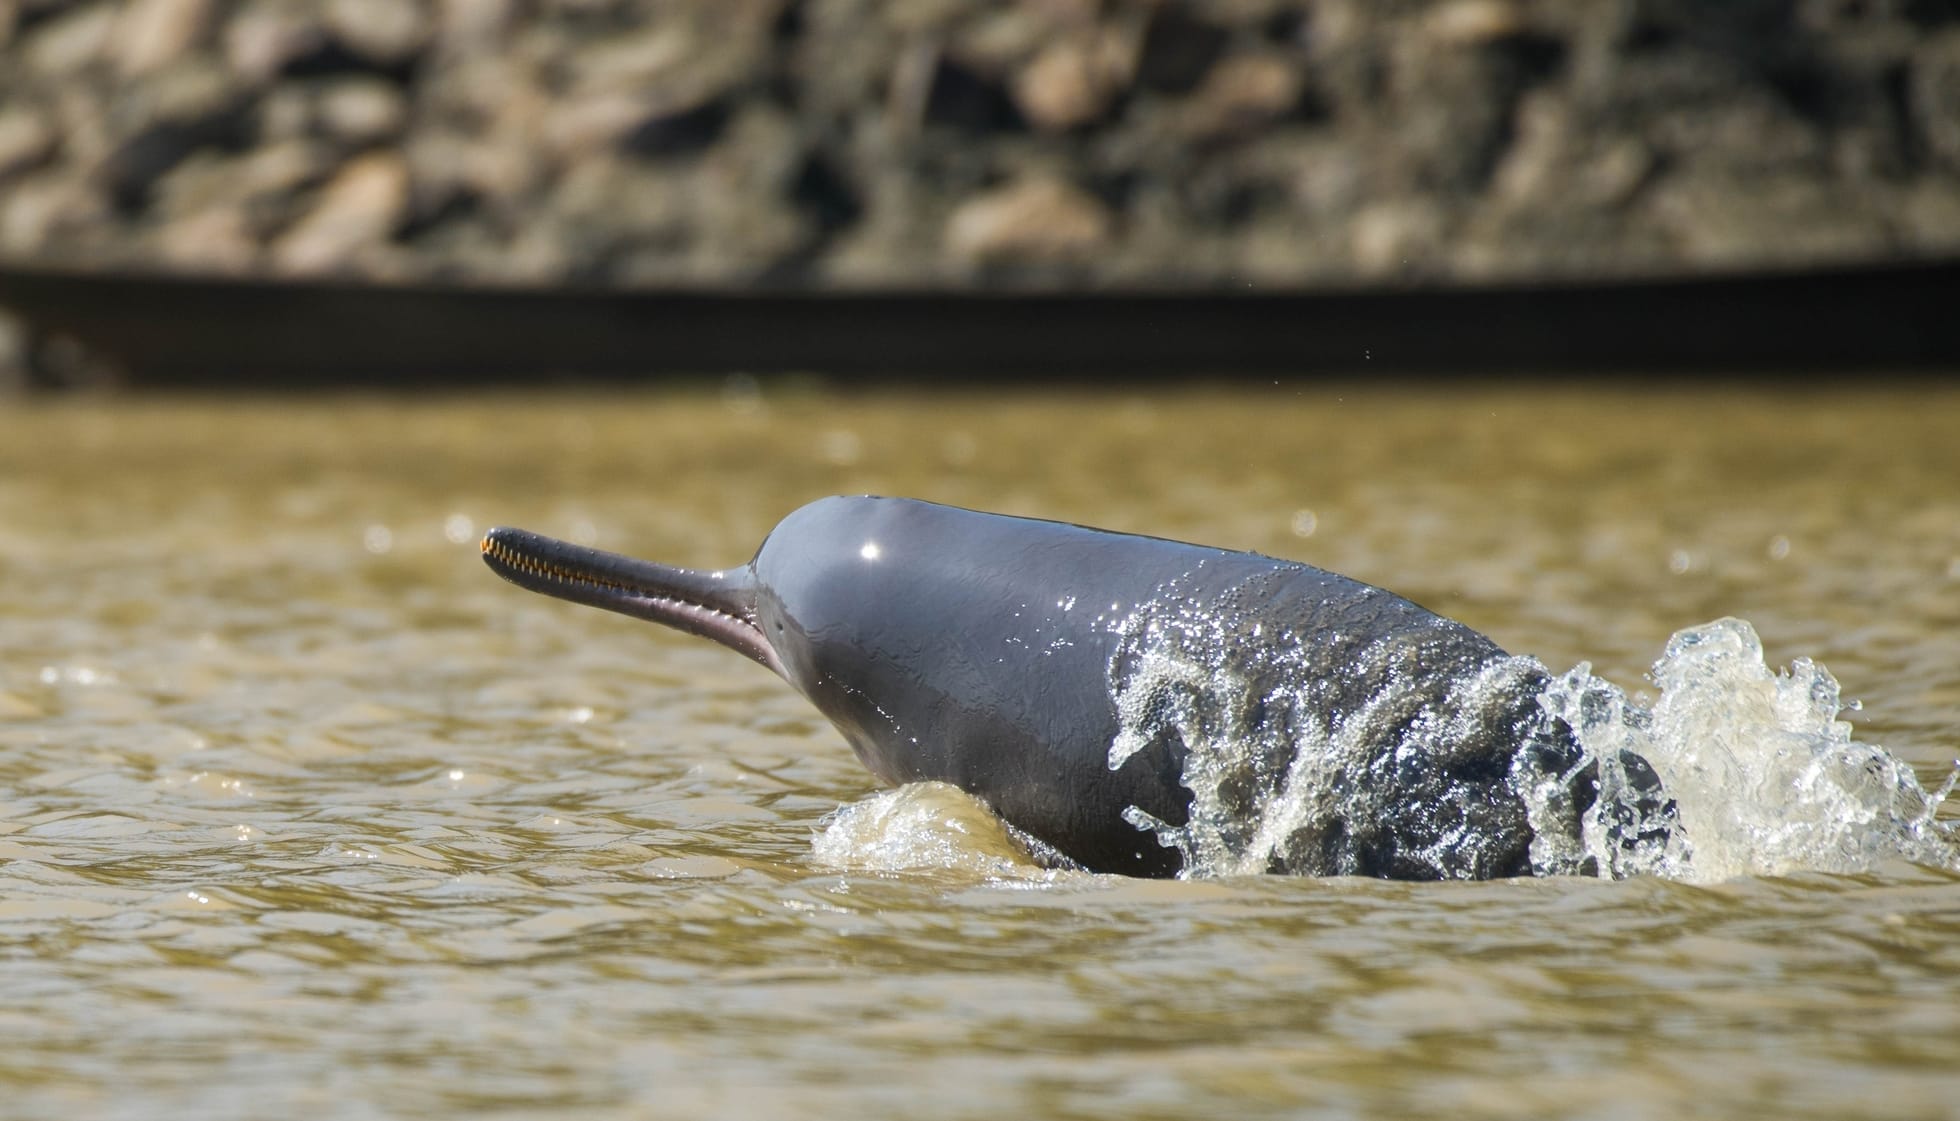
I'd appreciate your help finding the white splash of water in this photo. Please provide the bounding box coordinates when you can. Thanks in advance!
[1123,613,1958,882]
[1531,617,1958,883]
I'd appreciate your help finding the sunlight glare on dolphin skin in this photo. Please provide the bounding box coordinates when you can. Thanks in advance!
[859,541,881,561]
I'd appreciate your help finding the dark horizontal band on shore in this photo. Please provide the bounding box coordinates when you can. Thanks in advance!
[1,258,1954,387]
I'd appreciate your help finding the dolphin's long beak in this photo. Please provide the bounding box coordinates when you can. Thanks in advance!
[480,527,784,678]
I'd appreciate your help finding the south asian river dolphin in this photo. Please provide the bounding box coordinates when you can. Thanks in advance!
[482,496,1667,878]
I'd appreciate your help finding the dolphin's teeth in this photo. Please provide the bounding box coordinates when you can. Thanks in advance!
[486,533,701,602]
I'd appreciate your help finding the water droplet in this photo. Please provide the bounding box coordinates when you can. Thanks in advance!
[1767,535,1790,561]
[1668,549,1692,575]
[1290,509,1318,537]
[363,524,393,554]
[443,513,475,545]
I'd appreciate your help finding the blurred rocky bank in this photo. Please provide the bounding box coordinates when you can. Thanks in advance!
[1,0,1958,290]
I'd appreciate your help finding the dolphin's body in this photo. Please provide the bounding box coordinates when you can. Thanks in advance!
[483,496,1660,878]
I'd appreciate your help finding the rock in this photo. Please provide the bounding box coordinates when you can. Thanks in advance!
[153,140,335,228]
[0,108,57,181]
[0,168,107,256]
[154,206,260,271]
[114,0,216,77]
[1013,40,1114,131]
[1424,0,1528,46]
[22,1,116,75]
[325,0,430,69]
[99,96,250,214]
[404,131,538,215]
[0,0,1955,289]
[1182,52,1304,139]
[545,93,661,159]
[317,77,408,146]
[271,152,410,274]
[256,84,312,143]
[541,14,763,158]
[569,21,697,92]
[1490,91,1653,212]
[537,159,689,261]
[1900,178,1960,255]
[224,5,331,83]
[945,177,1112,264]
[955,6,1061,72]
[433,0,518,58]
[1351,200,1448,277]
[1914,31,1960,170]
[1643,172,1887,269]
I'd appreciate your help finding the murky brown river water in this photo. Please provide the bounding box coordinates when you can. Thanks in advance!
[3,384,1959,1119]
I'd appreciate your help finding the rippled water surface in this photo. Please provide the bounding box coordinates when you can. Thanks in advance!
[4,385,1959,1119]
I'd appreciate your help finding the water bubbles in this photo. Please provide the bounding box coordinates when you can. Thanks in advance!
[1767,535,1790,561]
[1668,549,1693,575]
[363,524,393,554]
[1289,509,1318,538]
[443,513,475,545]
[569,519,598,546]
